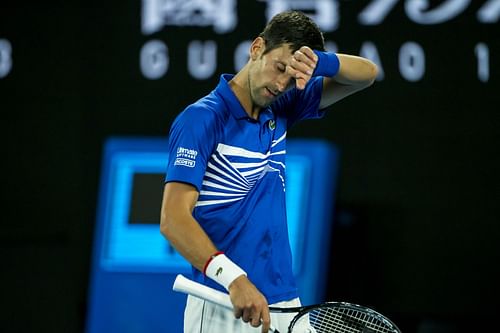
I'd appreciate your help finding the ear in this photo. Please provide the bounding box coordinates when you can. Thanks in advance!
[249,37,265,60]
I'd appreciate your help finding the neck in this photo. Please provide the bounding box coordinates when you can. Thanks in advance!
[229,67,261,120]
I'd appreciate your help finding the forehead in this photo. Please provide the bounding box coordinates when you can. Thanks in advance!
[265,43,294,64]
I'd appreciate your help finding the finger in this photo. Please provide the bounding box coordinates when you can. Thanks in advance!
[299,46,318,62]
[295,78,307,90]
[261,307,271,333]
[234,307,243,319]
[291,55,314,76]
[250,307,262,328]
[296,47,319,77]
[250,316,261,328]
[294,49,317,69]
[286,66,309,90]
[242,309,252,323]
[287,66,309,81]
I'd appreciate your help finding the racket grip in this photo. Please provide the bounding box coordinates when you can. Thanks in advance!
[172,274,279,333]
[173,274,234,309]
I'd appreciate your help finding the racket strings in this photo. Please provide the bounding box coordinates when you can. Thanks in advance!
[312,307,363,333]
[294,306,396,333]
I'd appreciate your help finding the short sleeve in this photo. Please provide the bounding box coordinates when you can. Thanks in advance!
[165,104,218,191]
[272,77,325,128]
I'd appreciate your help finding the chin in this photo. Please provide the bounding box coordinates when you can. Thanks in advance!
[257,98,273,108]
[250,88,274,108]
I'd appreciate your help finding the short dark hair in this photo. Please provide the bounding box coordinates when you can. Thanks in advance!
[258,11,326,55]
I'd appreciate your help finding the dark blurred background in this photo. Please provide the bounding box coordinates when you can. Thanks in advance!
[1,0,499,332]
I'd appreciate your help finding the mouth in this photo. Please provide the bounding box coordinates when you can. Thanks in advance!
[265,87,278,98]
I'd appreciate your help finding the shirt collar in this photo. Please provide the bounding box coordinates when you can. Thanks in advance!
[215,74,249,120]
[215,74,274,124]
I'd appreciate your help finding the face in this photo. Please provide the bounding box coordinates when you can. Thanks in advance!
[247,41,296,108]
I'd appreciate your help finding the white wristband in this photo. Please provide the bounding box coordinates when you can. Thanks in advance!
[205,254,247,291]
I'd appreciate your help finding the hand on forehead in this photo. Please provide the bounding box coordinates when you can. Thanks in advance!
[287,46,319,90]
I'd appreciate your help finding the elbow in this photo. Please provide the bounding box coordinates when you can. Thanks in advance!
[364,60,378,87]
[160,204,192,240]
[159,182,198,239]
[345,59,378,90]
[370,62,379,83]
[160,209,174,239]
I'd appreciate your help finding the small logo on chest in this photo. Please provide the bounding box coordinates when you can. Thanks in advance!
[268,119,276,130]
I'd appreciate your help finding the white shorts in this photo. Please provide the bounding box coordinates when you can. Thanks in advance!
[183,295,303,333]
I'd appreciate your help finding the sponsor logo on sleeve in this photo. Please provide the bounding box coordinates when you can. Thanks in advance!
[174,147,198,168]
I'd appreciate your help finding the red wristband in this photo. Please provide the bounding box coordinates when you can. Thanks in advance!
[203,251,224,275]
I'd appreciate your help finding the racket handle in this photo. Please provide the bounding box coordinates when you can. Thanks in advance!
[173,274,233,309]
[172,274,279,333]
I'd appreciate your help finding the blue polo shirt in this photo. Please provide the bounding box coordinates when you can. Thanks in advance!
[166,74,324,304]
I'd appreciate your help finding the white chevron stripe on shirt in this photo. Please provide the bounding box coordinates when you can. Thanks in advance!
[271,132,287,147]
[202,180,248,193]
[199,190,245,197]
[240,166,266,177]
[211,153,249,186]
[207,162,250,189]
[204,172,250,191]
[231,159,269,169]
[195,197,244,207]
[217,143,285,159]
[197,141,287,207]
[268,159,286,169]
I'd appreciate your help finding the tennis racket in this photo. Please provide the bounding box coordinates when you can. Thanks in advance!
[173,274,401,333]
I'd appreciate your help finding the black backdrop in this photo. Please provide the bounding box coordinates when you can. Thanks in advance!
[1,1,499,332]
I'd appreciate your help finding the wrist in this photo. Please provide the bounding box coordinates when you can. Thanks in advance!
[227,274,247,291]
[312,50,340,77]
[204,252,247,291]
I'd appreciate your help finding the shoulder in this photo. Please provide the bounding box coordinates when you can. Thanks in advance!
[174,92,228,129]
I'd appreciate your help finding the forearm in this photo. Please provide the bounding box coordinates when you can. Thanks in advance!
[317,53,378,108]
[333,54,378,87]
[160,182,247,292]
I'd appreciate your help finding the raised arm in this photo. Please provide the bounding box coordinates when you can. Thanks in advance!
[287,47,378,109]
[160,182,271,332]
[319,54,378,109]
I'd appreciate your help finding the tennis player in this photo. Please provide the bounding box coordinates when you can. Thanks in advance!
[161,10,378,333]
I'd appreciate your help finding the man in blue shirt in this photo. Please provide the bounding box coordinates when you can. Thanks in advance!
[161,10,378,333]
